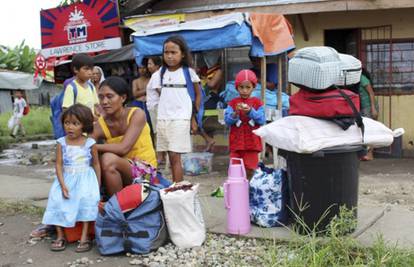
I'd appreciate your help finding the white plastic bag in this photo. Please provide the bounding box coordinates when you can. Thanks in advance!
[7,116,17,130]
[160,183,205,248]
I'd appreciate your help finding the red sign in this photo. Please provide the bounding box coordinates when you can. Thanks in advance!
[40,0,121,58]
[35,54,46,70]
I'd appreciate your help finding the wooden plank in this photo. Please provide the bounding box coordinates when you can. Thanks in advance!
[277,55,283,111]
[297,14,309,42]
[161,0,414,20]
[347,0,414,10]
[260,57,266,104]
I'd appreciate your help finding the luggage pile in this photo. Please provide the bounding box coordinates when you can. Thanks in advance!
[253,46,403,233]
[94,177,206,255]
[255,46,401,153]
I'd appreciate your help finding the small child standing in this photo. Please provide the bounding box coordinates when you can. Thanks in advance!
[224,69,266,179]
[9,89,27,138]
[42,104,101,252]
[148,35,202,182]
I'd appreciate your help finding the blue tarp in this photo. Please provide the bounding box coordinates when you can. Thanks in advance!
[133,21,266,65]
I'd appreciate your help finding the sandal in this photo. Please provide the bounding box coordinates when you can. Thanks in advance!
[50,239,66,251]
[30,224,55,238]
[75,240,92,253]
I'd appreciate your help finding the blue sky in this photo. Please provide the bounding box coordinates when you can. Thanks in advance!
[0,0,60,49]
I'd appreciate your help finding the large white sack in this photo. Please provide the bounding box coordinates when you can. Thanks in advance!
[160,183,205,248]
[253,116,400,154]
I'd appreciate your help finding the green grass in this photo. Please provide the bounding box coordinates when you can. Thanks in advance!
[263,206,414,266]
[0,106,52,137]
[0,199,44,217]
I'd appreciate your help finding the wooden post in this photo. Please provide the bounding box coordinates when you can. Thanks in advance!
[260,56,267,161]
[277,54,283,110]
[273,54,285,168]
[260,56,267,105]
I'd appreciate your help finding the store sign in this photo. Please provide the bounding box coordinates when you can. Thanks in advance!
[124,14,185,32]
[40,0,121,58]
[41,37,121,58]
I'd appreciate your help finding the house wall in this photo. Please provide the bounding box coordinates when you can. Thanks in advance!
[288,8,414,153]
[26,81,61,106]
[0,90,12,113]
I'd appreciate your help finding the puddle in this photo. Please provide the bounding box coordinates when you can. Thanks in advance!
[0,140,55,166]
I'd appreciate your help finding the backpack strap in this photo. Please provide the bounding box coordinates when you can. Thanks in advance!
[337,88,365,142]
[160,66,167,88]
[182,66,196,102]
[69,80,79,103]
[160,66,204,128]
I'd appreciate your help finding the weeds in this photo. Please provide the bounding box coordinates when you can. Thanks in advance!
[263,205,414,266]
[0,199,44,217]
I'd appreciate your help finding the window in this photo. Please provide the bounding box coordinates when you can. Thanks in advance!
[364,40,414,93]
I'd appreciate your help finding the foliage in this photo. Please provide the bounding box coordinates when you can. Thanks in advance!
[0,40,36,73]
[263,206,414,266]
[0,199,44,216]
[59,0,83,6]
[0,106,52,137]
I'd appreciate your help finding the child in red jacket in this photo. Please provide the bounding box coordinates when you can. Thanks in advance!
[224,69,266,179]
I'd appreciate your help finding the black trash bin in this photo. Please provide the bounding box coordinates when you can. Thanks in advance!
[283,146,363,234]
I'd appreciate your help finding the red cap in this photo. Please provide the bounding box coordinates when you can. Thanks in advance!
[235,69,258,88]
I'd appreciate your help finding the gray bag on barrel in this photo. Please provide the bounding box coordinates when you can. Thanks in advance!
[95,180,168,255]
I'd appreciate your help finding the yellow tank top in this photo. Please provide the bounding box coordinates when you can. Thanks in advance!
[98,108,157,168]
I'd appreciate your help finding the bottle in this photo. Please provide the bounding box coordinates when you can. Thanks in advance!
[223,158,251,235]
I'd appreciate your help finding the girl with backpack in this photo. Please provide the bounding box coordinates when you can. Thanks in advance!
[148,35,202,182]
[42,104,101,252]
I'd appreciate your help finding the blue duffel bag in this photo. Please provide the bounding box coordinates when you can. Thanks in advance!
[95,180,168,255]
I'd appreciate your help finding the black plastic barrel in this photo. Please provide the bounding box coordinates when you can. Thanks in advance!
[283,146,363,233]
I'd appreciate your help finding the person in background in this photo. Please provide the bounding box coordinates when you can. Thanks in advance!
[359,68,378,161]
[42,104,100,252]
[199,50,225,152]
[130,58,153,134]
[92,66,105,89]
[145,56,166,165]
[92,66,105,116]
[148,35,202,183]
[9,89,27,138]
[132,59,150,103]
[224,69,265,180]
[62,54,100,118]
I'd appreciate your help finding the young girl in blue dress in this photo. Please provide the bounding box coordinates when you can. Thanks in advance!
[42,104,101,252]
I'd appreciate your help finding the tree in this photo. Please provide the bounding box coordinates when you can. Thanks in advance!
[0,40,36,73]
[59,0,83,6]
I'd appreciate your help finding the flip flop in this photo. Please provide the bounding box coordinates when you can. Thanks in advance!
[211,186,224,198]
[30,224,55,238]
[75,240,92,253]
[50,239,66,252]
